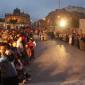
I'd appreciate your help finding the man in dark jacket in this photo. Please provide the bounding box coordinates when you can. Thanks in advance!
[0,45,19,85]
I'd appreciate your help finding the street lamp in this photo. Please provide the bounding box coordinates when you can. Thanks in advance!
[59,0,60,9]
[59,18,67,28]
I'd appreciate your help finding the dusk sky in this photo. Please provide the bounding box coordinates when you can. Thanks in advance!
[0,0,85,21]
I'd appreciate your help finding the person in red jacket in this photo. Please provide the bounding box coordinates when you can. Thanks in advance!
[26,38,36,61]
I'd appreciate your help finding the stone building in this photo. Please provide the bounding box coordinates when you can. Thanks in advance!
[0,18,5,28]
[79,19,85,34]
[5,8,31,29]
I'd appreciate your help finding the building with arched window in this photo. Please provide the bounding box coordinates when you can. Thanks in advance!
[5,8,31,29]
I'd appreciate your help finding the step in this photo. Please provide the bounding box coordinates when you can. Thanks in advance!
[26,80,85,85]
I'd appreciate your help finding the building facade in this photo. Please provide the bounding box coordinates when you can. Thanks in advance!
[0,18,5,28]
[79,19,85,34]
[5,8,31,29]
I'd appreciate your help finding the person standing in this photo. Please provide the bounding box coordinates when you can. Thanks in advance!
[68,34,72,45]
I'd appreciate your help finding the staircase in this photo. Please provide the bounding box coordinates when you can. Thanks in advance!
[26,80,85,85]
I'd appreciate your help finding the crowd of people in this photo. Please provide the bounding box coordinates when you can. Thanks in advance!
[0,27,36,85]
[54,32,85,49]
[0,26,85,85]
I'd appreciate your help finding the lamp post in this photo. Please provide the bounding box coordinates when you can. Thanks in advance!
[59,0,60,9]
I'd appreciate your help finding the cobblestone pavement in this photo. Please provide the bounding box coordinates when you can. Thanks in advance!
[26,40,85,85]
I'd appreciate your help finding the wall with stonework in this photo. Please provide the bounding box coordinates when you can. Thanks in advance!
[79,19,85,34]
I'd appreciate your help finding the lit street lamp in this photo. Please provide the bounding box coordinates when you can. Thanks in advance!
[59,18,67,28]
[57,16,68,28]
